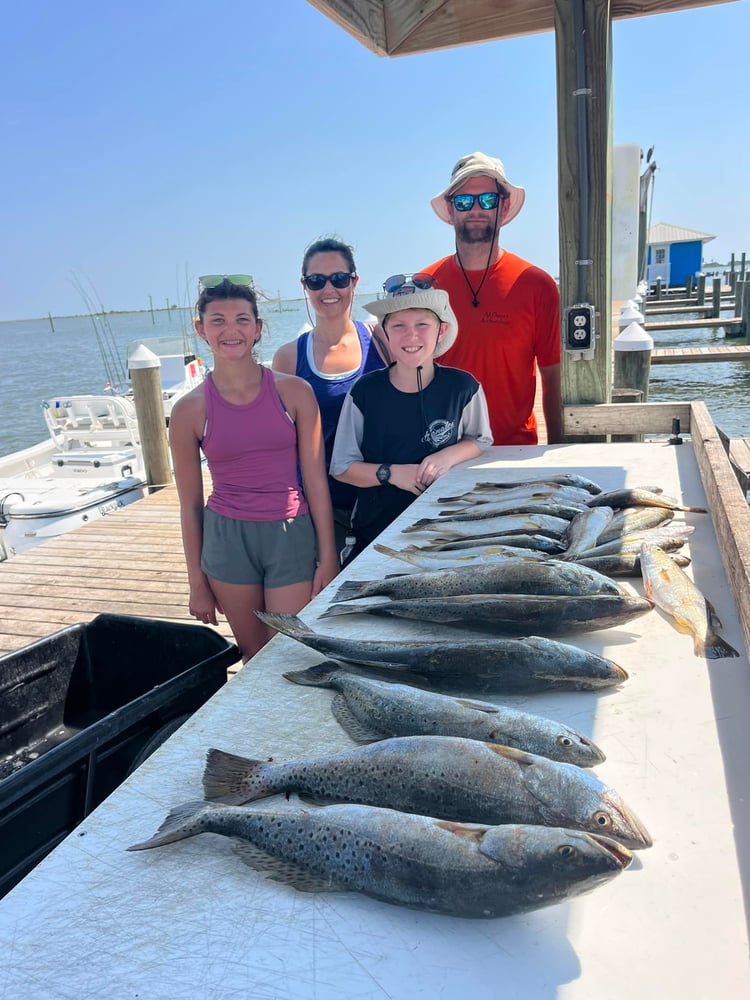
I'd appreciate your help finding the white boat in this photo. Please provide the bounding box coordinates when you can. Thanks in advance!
[0,336,206,561]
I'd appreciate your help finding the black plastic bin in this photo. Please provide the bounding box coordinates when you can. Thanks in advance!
[0,613,239,898]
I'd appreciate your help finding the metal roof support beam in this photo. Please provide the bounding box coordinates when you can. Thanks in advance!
[555,0,613,430]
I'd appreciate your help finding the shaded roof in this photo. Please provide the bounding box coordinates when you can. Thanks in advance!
[307,0,736,56]
[648,222,716,245]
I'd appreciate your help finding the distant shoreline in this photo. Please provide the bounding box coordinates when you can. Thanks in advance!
[1,293,381,326]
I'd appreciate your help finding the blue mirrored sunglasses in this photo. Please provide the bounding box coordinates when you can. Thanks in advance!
[450,192,504,212]
[383,273,436,294]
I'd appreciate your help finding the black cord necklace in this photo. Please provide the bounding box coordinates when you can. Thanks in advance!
[455,249,493,308]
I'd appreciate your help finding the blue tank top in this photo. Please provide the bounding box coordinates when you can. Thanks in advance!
[295,321,384,514]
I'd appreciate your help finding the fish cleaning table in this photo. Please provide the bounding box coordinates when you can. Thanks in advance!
[0,443,748,999]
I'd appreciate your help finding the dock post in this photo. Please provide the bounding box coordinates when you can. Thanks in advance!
[741,281,750,337]
[696,272,706,306]
[610,388,644,442]
[613,321,653,436]
[712,277,722,318]
[685,274,693,297]
[655,277,663,300]
[741,252,747,281]
[129,344,173,491]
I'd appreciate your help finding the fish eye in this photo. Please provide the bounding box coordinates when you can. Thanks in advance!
[557,845,576,858]
[558,736,573,747]
[593,810,613,829]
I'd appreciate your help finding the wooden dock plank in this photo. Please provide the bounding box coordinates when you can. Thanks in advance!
[644,316,742,332]
[651,345,750,364]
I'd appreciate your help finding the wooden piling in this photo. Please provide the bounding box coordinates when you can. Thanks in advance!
[129,345,173,490]
[685,274,693,297]
[655,277,663,300]
[741,281,750,338]
[712,277,722,317]
[696,272,706,306]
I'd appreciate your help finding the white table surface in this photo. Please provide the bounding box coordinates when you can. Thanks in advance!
[1,443,748,1000]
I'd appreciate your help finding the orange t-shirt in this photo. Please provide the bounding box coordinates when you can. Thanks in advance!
[423,252,560,445]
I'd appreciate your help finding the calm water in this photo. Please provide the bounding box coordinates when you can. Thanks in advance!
[2,299,748,459]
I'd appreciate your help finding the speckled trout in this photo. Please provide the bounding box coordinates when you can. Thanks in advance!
[332,559,626,603]
[320,593,653,636]
[639,543,740,658]
[128,801,631,919]
[284,662,605,766]
[200,737,652,849]
[257,612,629,692]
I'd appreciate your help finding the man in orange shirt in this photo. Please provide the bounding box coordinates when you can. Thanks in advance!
[423,152,561,445]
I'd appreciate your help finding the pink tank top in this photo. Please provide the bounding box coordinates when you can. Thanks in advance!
[202,367,309,521]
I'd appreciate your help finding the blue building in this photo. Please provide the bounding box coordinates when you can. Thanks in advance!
[646,223,715,288]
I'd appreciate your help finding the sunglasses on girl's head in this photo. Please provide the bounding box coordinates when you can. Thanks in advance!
[449,191,504,212]
[383,273,436,294]
[198,274,254,290]
[302,272,356,291]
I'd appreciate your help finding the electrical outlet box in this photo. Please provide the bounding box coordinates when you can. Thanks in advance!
[564,304,596,358]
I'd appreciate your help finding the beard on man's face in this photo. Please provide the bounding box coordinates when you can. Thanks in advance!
[454,217,496,244]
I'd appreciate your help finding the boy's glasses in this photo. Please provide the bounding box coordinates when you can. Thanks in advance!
[383,273,436,294]
[302,272,356,291]
[198,274,254,290]
[449,191,504,212]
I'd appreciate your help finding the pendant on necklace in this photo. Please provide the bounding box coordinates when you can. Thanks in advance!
[472,298,479,307]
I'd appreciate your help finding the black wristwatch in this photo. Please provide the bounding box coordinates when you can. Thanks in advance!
[376,463,391,485]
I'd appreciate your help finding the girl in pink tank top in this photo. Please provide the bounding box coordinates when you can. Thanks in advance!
[169,278,337,661]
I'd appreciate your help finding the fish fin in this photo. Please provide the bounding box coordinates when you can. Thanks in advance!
[434,819,490,842]
[127,800,217,851]
[705,599,723,632]
[232,842,341,893]
[297,792,336,806]
[401,518,436,532]
[487,744,538,766]
[330,694,386,743]
[319,603,368,619]
[453,697,500,715]
[282,661,342,688]
[332,580,367,602]
[255,612,311,637]
[203,748,266,804]
[701,634,741,659]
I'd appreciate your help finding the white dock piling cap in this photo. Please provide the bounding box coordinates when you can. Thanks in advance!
[128,344,161,369]
[613,321,654,351]
[618,302,645,326]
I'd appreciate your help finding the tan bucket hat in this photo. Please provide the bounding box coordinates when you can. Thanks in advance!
[431,152,526,226]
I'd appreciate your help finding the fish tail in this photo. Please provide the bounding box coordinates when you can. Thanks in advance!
[700,634,741,659]
[255,611,312,638]
[373,544,418,567]
[318,602,368,619]
[283,660,343,688]
[203,748,267,804]
[127,800,217,851]
[332,580,367,602]
[401,518,435,532]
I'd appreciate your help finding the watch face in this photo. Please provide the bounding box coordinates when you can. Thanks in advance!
[376,464,391,484]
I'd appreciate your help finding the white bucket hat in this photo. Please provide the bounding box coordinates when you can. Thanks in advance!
[431,152,526,227]
[364,284,458,357]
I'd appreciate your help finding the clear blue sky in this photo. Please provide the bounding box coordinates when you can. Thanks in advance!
[2,0,747,320]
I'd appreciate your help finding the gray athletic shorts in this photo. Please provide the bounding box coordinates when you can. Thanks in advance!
[201,507,317,587]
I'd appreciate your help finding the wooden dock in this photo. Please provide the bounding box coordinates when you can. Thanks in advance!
[644,316,742,333]
[0,479,234,656]
[651,344,750,364]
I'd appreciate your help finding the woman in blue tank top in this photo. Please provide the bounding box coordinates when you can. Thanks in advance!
[272,238,390,559]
